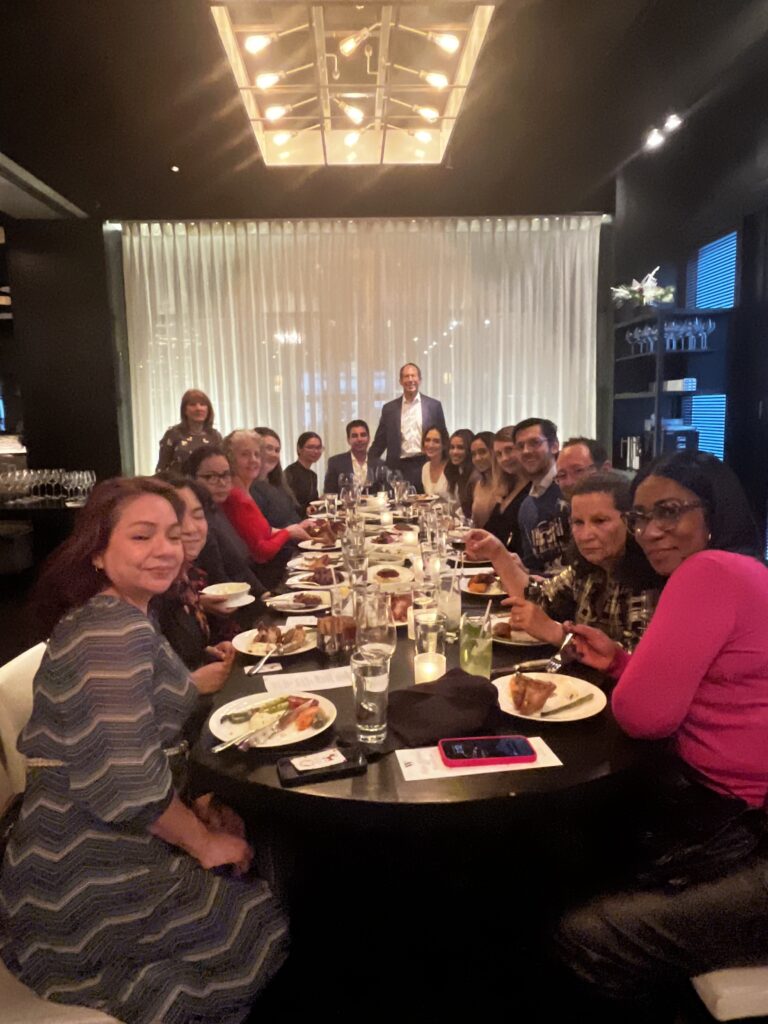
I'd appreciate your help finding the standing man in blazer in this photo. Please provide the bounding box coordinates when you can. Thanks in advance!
[369,363,448,490]
[323,419,387,493]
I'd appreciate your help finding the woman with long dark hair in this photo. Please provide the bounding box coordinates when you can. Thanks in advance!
[0,477,287,1023]
[469,431,500,527]
[421,425,451,499]
[156,388,222,473]
[251,426,301,526]
[445,428,475,516]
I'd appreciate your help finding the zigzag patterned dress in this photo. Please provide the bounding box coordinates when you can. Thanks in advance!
[0,595,288,1024]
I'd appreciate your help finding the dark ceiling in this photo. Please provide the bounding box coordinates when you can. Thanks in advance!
[2,0,768,221]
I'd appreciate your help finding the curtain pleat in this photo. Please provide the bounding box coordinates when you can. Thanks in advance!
[122,216,602,474]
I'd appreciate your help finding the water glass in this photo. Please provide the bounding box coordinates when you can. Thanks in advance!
[414,610,447,684]
[351,649,389,744]
[344,552,369,588]
[407,584,437,640]
[436,570,462,643]
[356,589,397,661]
[459,613,493,679]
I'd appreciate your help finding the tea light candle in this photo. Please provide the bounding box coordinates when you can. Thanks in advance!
[414,652,446,684]
[380,511,394,527]
[375,492,388,508]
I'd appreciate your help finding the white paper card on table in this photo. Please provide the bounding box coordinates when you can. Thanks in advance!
[264,666,353,695]
[278,615,318,627]
[395,736,562,782]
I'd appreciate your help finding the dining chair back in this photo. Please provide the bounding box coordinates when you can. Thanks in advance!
[0,642,46,794]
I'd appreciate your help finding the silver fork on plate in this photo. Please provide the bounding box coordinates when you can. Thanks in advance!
[544,631,576,673]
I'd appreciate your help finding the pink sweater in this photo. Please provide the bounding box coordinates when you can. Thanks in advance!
[610,550,768,807]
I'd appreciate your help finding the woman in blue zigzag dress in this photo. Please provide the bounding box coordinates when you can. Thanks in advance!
[0,477,288,1024]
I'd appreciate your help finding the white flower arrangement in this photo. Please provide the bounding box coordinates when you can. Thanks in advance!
[611,266,676,308]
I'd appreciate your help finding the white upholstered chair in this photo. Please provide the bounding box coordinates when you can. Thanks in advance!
[0,642,46,793]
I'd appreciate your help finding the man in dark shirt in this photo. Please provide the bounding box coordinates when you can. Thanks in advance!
[514,417,570,573]
[284,431,322,513]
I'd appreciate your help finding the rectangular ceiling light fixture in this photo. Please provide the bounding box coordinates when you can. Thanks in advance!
[210,2,496,167]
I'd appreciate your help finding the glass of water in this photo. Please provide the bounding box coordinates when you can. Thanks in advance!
[351,649,389,744]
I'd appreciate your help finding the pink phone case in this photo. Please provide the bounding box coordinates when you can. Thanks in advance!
[438,735,538,768]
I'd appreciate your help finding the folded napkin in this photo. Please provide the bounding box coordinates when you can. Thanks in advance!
[387,668,499,748]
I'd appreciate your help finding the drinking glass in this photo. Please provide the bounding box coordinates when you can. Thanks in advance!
[351,649,389,744]
[459,613,493,679]
[356,589,397,661]
[414,610,447,684]
[436,569,461,642]
[344,551,369,588]
[407,583,437,639]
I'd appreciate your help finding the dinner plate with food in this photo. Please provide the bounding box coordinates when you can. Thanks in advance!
[299,538,342,552]
[286,567,347,589]
[460,571,507,598]
[493,672,606,722]
[287,552,342,572]
[490,615,542,647]
[389,591,413,627]
[264,591,331,613]
[232,624,317,658]
[366,564,414,590]
[209,691,336,748]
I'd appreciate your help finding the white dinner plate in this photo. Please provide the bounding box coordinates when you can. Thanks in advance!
[493,673,607,722]
[285,571,347,590]
[232,627,318,658]
[299,539,342,551]
[490,615,542,647]
[209,691,337,748]
[460,575,507,598]
[265,591,331,613]
[287,553,342,571]
[366,564,414,590]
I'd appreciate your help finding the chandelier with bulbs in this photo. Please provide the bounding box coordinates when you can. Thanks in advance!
[210,2,496,167]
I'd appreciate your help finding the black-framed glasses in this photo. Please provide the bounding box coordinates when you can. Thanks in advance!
[197,470,232,483]
[622,501,704,535]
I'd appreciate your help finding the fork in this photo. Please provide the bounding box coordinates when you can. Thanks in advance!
[544,631,576,673]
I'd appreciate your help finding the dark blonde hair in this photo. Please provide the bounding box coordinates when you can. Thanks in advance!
[180,389,214,431]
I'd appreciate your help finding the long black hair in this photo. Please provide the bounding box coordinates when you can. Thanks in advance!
[631,451,762,559]
[445,429,475,512]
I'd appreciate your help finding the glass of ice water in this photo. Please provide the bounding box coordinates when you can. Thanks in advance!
[351,649,390,745]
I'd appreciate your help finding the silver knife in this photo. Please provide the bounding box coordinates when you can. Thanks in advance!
[540,693,594,717]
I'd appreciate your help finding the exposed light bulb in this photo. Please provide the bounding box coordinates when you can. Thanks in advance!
[255,71,282,90]
[644,127,665,150]
[273,131,293,147]
[424,71,448,90]
[414,129,432,144]
[244,34,272,55]
[416,106,439,123]
[339,26,371,57]
[340,101,364,124]
[664,113,682,132]
[265,105,288,122]
[430,32,460,54]
[345,131,360,147]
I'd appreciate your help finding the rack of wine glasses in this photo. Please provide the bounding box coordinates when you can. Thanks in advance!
[0,469,96,506]
[624,316,717,355]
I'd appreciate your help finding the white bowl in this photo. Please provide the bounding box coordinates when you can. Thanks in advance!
[201,582,251,607]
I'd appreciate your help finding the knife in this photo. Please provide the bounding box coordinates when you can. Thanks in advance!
[540,693,594,717]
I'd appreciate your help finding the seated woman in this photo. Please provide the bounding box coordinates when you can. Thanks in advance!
[469,431,500,528]
[156,388,222,473]
[554,452,768,1014]
[421,425,452,499]
[251,426,301,526]
[222,431,310,588]
[284,432,323,514]
[466,472,662,645]
[483,426,530,554]
[0,477,288,1024]
[445,429,476,517]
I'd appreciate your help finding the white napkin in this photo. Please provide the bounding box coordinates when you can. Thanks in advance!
[264,666,353,695]
[395,736,562,781]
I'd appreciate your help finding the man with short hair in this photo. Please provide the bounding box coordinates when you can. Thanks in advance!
[323,419,387,493]
[514,417,570,573]
[369,363,447,490]
[555,436,611,500]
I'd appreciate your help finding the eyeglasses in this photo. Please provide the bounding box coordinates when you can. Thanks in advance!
[622,501,704,535]
[555,464,595,484]
[514,437,547,452]
[197,471,232,483]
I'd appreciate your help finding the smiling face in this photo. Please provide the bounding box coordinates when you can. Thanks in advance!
[556,443,598,499]
[423,428,445,462]
[570,491,627,571]
[348,425,370,459]
[449,434,468,466]
[514,424,559,479]
[231,440,261,485]
[400,364,421,399]
[195,454,233,505]
[184,398,210,426]
[95,494,183,610]
[260,435,281,476]
[177,486,208,563]
[493,439,520,477]
[300,436,323,465]
[471,438,493,474]
[631,475,709,576]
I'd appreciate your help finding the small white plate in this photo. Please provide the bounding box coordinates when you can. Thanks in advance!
[265,591,331,613]
[209,691,337,747]
[299,539,342,551]
[287,553,342,571]
[493,673,607,722]
[232,627,317,658]
[366,564,414,590]
[490,615,542,647]
[460,575,507,598]
[285,571,347,590]
[225,593,256,609]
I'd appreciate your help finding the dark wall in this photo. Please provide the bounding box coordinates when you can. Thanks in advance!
[6,220,123,478]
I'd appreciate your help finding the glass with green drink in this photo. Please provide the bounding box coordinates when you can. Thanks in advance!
[459,612,493,678]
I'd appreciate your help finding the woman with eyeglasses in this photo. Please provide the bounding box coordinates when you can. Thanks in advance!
[284,432,323,514]
[155,388,222,473]
[554,452,768,1017]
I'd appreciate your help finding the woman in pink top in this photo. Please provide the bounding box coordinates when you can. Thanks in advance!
[557,452,768,1016]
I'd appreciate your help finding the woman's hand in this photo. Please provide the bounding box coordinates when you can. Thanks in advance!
[503,595,564,646]
[464,529,504,562]
[285,523,310,541]
[191,649,234,694]
[199,592,236,617]
[198,831,253,876]
[564,621,621,672]
[193,794,247,839]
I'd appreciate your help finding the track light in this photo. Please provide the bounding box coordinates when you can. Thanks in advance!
[397,24,461,54]
[392,64,449,90]
[242,22,310,55]
[255,63,314,91]
[264,96,317,122]
[389,97,440,123]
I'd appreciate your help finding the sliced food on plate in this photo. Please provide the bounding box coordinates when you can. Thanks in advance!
[210,691,336,748]
[492,672,607,722]
[462,571,506,596]
[286,567,345,588]
[265,590,330,612]
[491,617,541,646]
[366,564,414,590]
[232,624,316,657]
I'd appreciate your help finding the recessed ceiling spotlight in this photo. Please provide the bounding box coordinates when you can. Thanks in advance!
[170,165,180,172]
[644,128,665,150]
[664,113,683,132]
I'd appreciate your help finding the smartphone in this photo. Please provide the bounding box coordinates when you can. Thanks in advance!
[277,745,368,788]
[438,735,537,768]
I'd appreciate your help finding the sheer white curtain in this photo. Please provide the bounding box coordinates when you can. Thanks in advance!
[122,216,602,475]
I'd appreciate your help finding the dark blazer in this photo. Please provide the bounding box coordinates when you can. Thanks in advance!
[323,450,387,493]
[369,393,447,469]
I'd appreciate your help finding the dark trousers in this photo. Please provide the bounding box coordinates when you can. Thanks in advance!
[395,455,426,491]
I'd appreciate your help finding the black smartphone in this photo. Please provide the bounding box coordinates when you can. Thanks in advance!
[277,745,368,788]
